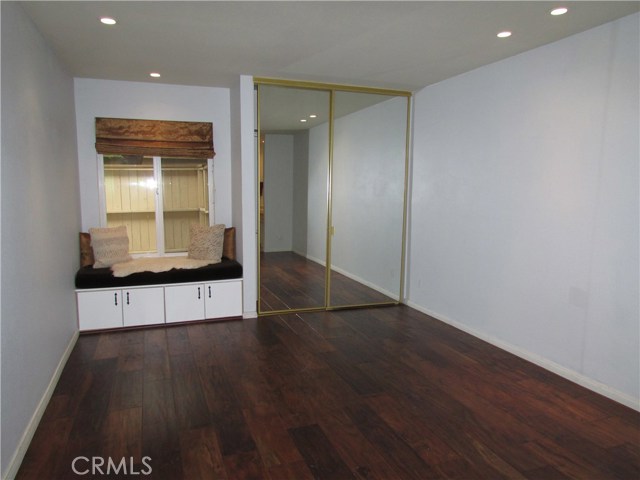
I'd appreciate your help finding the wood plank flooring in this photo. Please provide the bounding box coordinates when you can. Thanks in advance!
[260,252,395,312]
[17,306,640,479]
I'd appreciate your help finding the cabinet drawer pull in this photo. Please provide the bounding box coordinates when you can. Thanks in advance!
[208,286,212,298]
[197,287,201,299]
[126,292,130,305]
[114,292,118,306]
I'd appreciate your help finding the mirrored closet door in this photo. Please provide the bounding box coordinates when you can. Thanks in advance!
[256,79,410,315]
[329,92,408,308]
[258,84,330,313]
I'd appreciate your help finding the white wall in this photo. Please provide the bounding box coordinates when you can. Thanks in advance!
[292,131,309,255]
[409,13,639,407]
[262,131,310,255]
[305,98,407,298]
[230,75,257,316]
[74,78,233,230]
[1,3,81,476]
[306,123,330,263]
[263,134,294,252]
[331,96,407,297]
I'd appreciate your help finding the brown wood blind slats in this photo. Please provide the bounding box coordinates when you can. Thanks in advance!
[95,117,214,159]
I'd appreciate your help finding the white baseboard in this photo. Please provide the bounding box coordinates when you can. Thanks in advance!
[406,301,640,412]
[3,330,80,480]
[301,252,325,267]
[243,311,258,319]
[299,252,399,301]
[330,264,399,301]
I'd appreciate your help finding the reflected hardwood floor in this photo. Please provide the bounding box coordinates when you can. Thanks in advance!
[260,251,395,311]
[17,306,640,479]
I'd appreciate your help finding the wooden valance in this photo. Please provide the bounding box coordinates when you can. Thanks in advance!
[95,117,214,159]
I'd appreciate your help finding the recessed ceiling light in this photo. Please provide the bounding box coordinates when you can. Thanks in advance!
[497,31,512,38]
[309,114,317,118]
[149,72,161,78]
[300,119,307,123]
[100,17,116,25]
[550,7,568,16]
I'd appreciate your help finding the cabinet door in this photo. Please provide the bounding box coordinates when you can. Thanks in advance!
[205,280,242,319]
[165,284,205,323]
[77,290,123,330]
[123,287,165,327]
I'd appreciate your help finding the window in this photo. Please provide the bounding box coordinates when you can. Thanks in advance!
[95,117,215,256]
[161,157,210,253]
[100,155,213,255]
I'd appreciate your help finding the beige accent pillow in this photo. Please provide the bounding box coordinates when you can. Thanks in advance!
[188,224,225,263]
[223,227,236,260]
[79,232,95,267]
[89,226,132,268]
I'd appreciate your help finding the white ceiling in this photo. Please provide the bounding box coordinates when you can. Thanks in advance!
[21,1,639,92]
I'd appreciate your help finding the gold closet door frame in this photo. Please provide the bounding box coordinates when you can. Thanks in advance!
[255,77,412,316]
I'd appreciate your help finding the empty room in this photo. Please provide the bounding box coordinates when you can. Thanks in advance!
[2,1,639,479]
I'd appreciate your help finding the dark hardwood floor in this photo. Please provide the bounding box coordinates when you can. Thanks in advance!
[17,304,639,479]
[260,251,395,312]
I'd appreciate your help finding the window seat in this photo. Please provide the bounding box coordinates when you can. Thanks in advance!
[75,226,243,331]
[75,257,242,289]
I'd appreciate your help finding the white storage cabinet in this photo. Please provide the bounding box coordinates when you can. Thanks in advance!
[76,286,164,330]
[205,280,243,318]
[165,280,243,323]
[164,284,205,323]
[76,279,242,331]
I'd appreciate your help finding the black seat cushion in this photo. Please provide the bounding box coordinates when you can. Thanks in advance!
[75,258,242,289]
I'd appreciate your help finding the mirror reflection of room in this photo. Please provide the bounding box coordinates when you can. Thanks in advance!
[259,85,330,312]
[258,82,410,315]
[329,92,408,308]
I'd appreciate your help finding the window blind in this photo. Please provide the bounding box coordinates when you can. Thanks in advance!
[95,117,214,159]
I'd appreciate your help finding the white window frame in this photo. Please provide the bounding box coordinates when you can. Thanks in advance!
[97,154,215,257]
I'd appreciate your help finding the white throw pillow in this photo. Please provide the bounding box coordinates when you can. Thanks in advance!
[89,226,132,268]
[188,224,225,263]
